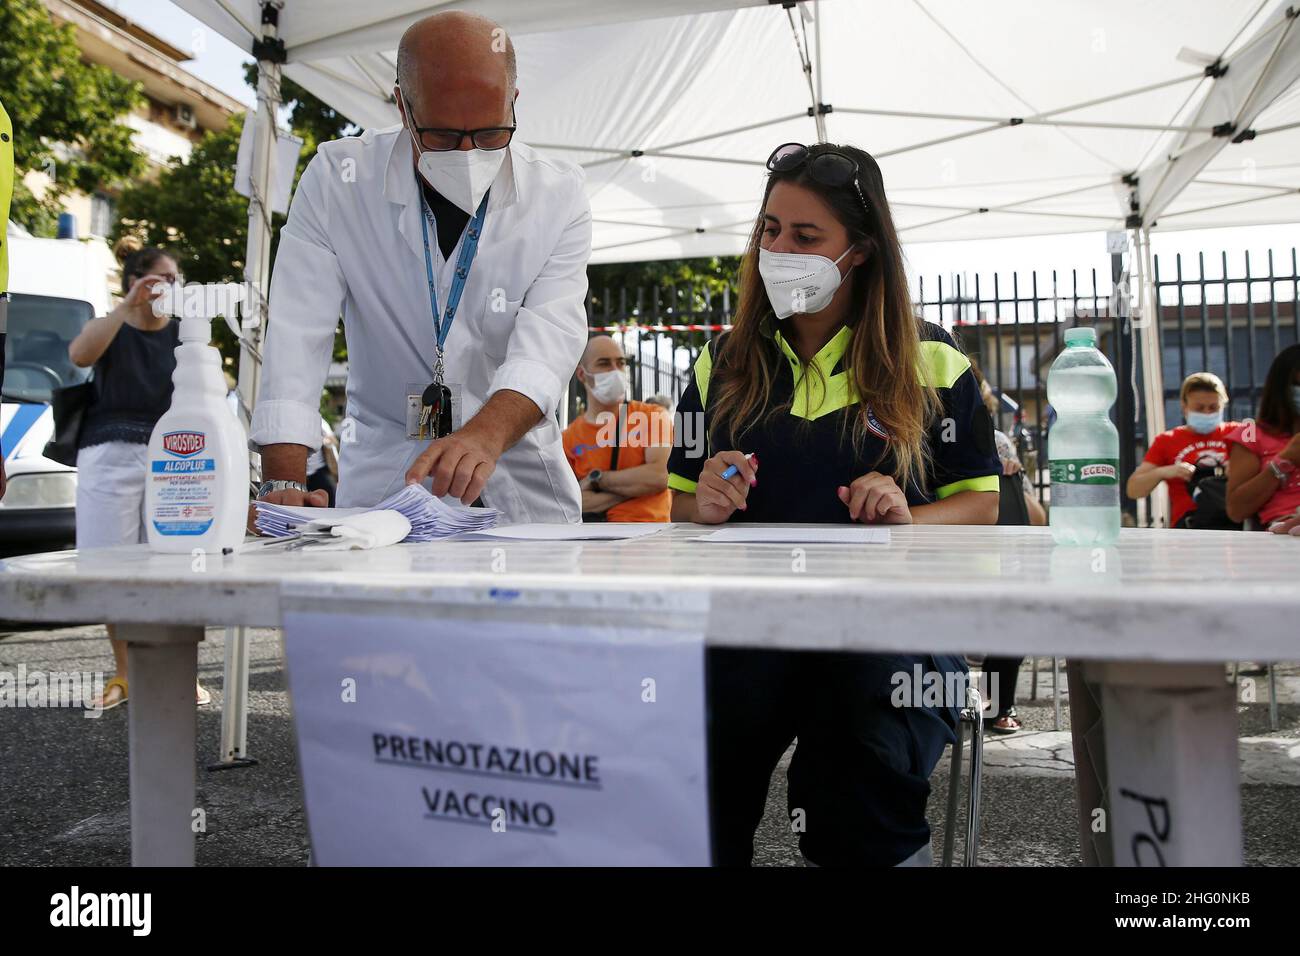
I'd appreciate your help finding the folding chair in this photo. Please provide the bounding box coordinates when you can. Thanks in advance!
[941,681,985,867]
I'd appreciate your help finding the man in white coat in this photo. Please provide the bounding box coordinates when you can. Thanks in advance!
[251,11,588,523]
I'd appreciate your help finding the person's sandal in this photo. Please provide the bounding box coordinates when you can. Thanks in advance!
[989,707,1022,735]
[93,677,129,712]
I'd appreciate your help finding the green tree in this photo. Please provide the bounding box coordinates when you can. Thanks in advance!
[241,63,358,149]
[0,0,144,234]
[587,256,741,355]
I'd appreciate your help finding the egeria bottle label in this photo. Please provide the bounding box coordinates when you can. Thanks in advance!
[1049,458,1119,507]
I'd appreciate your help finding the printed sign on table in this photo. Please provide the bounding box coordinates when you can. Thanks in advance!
[282,590,710,865]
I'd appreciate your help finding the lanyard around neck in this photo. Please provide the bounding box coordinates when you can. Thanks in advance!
[419,191,490,363]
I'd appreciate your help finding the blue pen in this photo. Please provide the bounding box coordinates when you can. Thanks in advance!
[720,453,756,482]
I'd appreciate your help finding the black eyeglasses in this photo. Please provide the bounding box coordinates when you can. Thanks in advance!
[766,142,870,215]
[401,92,517,151]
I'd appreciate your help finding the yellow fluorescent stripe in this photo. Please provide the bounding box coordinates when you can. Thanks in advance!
[792,370,859,420]
[918,340,971,389]
[694,344,714,407]
[0,102,13,294]
[667,473,698,494]
[935,474,1000,499]
[774,326,852,372]
[774,329,801,367]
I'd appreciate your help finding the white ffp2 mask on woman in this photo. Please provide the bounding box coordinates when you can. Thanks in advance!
[758,246,854,319]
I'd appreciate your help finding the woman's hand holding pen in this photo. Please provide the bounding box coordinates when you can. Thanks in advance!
[695,451,757,524]
[838,472,912,524]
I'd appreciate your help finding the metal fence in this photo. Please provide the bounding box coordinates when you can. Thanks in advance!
[566,283,732,419]
[1152,249,1300,423]
[571,247,1300,521]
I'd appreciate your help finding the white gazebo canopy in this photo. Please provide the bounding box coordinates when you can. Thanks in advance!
[177,0,1300,263]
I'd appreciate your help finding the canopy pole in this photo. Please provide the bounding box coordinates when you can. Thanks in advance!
[813,1,826,142]
[1137,5,1300,225]
[218,0,285,775]
[784,2,824,143]
[236,1,286,454]
[1133,225,1168,528]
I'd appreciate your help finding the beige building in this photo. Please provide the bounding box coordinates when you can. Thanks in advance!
[24,0,242,242]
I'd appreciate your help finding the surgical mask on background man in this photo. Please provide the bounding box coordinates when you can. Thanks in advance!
[1186,410,1223,435]
[405,112,505,215]
[586,369,628,405]
[758,246,854,319]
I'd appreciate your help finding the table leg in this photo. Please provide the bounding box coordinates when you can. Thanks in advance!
[124,624,205,867]
[1084,661,1241,866]
[1066,661,1111,866]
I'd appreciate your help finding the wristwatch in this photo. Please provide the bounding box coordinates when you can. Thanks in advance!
[1268,459,1295,484]
[257,479,308,498]
[587,469,603,493]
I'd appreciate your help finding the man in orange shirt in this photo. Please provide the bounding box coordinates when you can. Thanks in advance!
[563,336,672,521]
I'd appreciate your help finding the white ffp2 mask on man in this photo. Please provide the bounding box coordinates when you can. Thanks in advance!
[758,246,854,319]
[586,369,628,405]
[409,127,506,216]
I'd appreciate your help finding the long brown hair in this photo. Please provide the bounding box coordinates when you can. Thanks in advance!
[710,143,941,489]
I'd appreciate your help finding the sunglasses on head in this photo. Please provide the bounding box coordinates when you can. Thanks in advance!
[766,142,871,215]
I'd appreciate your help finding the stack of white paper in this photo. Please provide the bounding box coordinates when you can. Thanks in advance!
[255,484,500,542]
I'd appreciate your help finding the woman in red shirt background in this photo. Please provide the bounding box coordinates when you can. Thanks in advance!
[1127,372,1238,528]
[1227,344,1300,530]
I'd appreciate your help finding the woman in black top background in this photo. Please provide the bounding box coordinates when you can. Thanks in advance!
[68,238,208,710]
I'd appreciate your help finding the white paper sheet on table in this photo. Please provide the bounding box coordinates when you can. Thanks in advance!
[457,522,667,541]
[692,526,890,544]
[254,483,499,541]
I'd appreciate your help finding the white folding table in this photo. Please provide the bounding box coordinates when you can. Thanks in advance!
[2,524,1296,866]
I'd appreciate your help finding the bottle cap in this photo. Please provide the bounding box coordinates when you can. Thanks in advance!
[1064,327,1097,347]
[179,315,211,344]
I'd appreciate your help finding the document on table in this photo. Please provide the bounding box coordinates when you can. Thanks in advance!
[254,483,499,541]
[692,526,890,544]
[457,523,667,541]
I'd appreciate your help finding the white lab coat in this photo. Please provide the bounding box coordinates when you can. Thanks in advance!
[249,125,590,523]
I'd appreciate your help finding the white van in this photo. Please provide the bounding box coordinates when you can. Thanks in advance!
[1,226,116,552]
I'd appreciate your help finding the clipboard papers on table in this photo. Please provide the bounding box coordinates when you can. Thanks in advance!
[254,483,500,542]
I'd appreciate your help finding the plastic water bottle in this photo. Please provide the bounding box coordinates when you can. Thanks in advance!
[1047,327,1120,545]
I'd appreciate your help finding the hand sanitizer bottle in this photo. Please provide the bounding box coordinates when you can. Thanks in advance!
[145,314,250,553]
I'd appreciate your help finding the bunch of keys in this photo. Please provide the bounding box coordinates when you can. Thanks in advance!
[419,381,453,440]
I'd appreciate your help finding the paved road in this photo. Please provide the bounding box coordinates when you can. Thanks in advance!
[2,625,1297,866]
